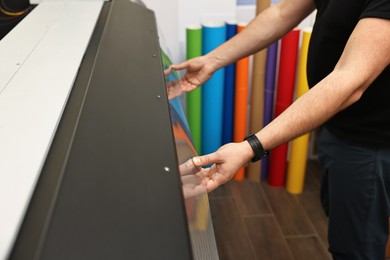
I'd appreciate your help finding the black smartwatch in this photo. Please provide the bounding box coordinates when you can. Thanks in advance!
[244,134,269,162]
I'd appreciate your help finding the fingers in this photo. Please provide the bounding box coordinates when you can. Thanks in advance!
[206,168,228,192]
[206,176,224,192]
[179,158,202,176]
[180,81,198,92]
[193,162,231,192]
[194,164,224,192]
[171,62,189,71]
[192,152,220,167]
[166,80,183,100]
[167,63,198,91]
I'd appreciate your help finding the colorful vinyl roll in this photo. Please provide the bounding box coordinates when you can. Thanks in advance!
[268,29,300,187]
[194,194,210,231]
[261,41,279,179]
[286,29,312,194]
[201,22,226,155]
[247,0,271,182]
[233,23,249,181]
[186,25,202,155]
[222,21,237,145]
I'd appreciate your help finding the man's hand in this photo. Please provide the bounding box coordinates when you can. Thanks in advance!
[179,159,208,199]
[191,142,254,192]
[170,56,216,92]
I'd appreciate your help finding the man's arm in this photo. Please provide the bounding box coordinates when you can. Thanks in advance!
[194,17,390,191]
[202,0,316,69]
[171,0,315,90]
[257,17,390,150]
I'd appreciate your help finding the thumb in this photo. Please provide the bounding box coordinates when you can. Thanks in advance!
[171,61,189,71]
[192,153,220,167]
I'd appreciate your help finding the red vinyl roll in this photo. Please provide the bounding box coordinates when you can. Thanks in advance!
[268,29,300,187]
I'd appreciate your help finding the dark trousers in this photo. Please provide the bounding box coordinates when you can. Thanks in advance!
[318,127,390,260]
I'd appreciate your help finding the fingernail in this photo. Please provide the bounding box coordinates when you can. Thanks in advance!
[193,157,200,165]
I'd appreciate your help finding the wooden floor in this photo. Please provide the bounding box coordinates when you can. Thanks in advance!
[208,159,332,260]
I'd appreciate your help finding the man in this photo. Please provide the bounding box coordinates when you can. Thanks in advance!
[170,0,390,259]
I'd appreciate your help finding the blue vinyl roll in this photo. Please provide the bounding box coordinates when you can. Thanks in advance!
[222,21,237,145]
[201,23,226,155]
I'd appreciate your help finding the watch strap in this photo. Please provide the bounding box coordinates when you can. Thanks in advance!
[244,134,269,162]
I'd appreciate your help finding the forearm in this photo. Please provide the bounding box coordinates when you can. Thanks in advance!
[192,71,362,188]
[191,14,390,191]
[255,72,357,151]
[255,17,390,152]
[205,0,316,70]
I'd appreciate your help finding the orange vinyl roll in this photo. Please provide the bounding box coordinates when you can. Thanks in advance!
[247,0,271,182]
[233,23,249,181]
[386,233,390,258]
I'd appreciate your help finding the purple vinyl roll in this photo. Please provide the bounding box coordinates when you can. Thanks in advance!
[261,41,278,178]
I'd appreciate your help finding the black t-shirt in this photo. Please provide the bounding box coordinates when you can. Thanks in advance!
[307,0,390,148]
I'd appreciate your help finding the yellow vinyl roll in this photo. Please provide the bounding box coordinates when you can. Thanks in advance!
[189,194,210,231]
[286,29,312,194]
[247,0,271,182]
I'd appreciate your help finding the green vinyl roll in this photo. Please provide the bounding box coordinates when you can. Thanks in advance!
[186,25,202,154]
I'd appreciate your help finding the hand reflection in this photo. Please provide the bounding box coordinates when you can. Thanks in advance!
[179,159,208,199]
[164,67,185,100]
[166,80,183,100]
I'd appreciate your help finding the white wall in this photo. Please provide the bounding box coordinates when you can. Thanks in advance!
[141,0,179,63]
[143,0,236,64]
